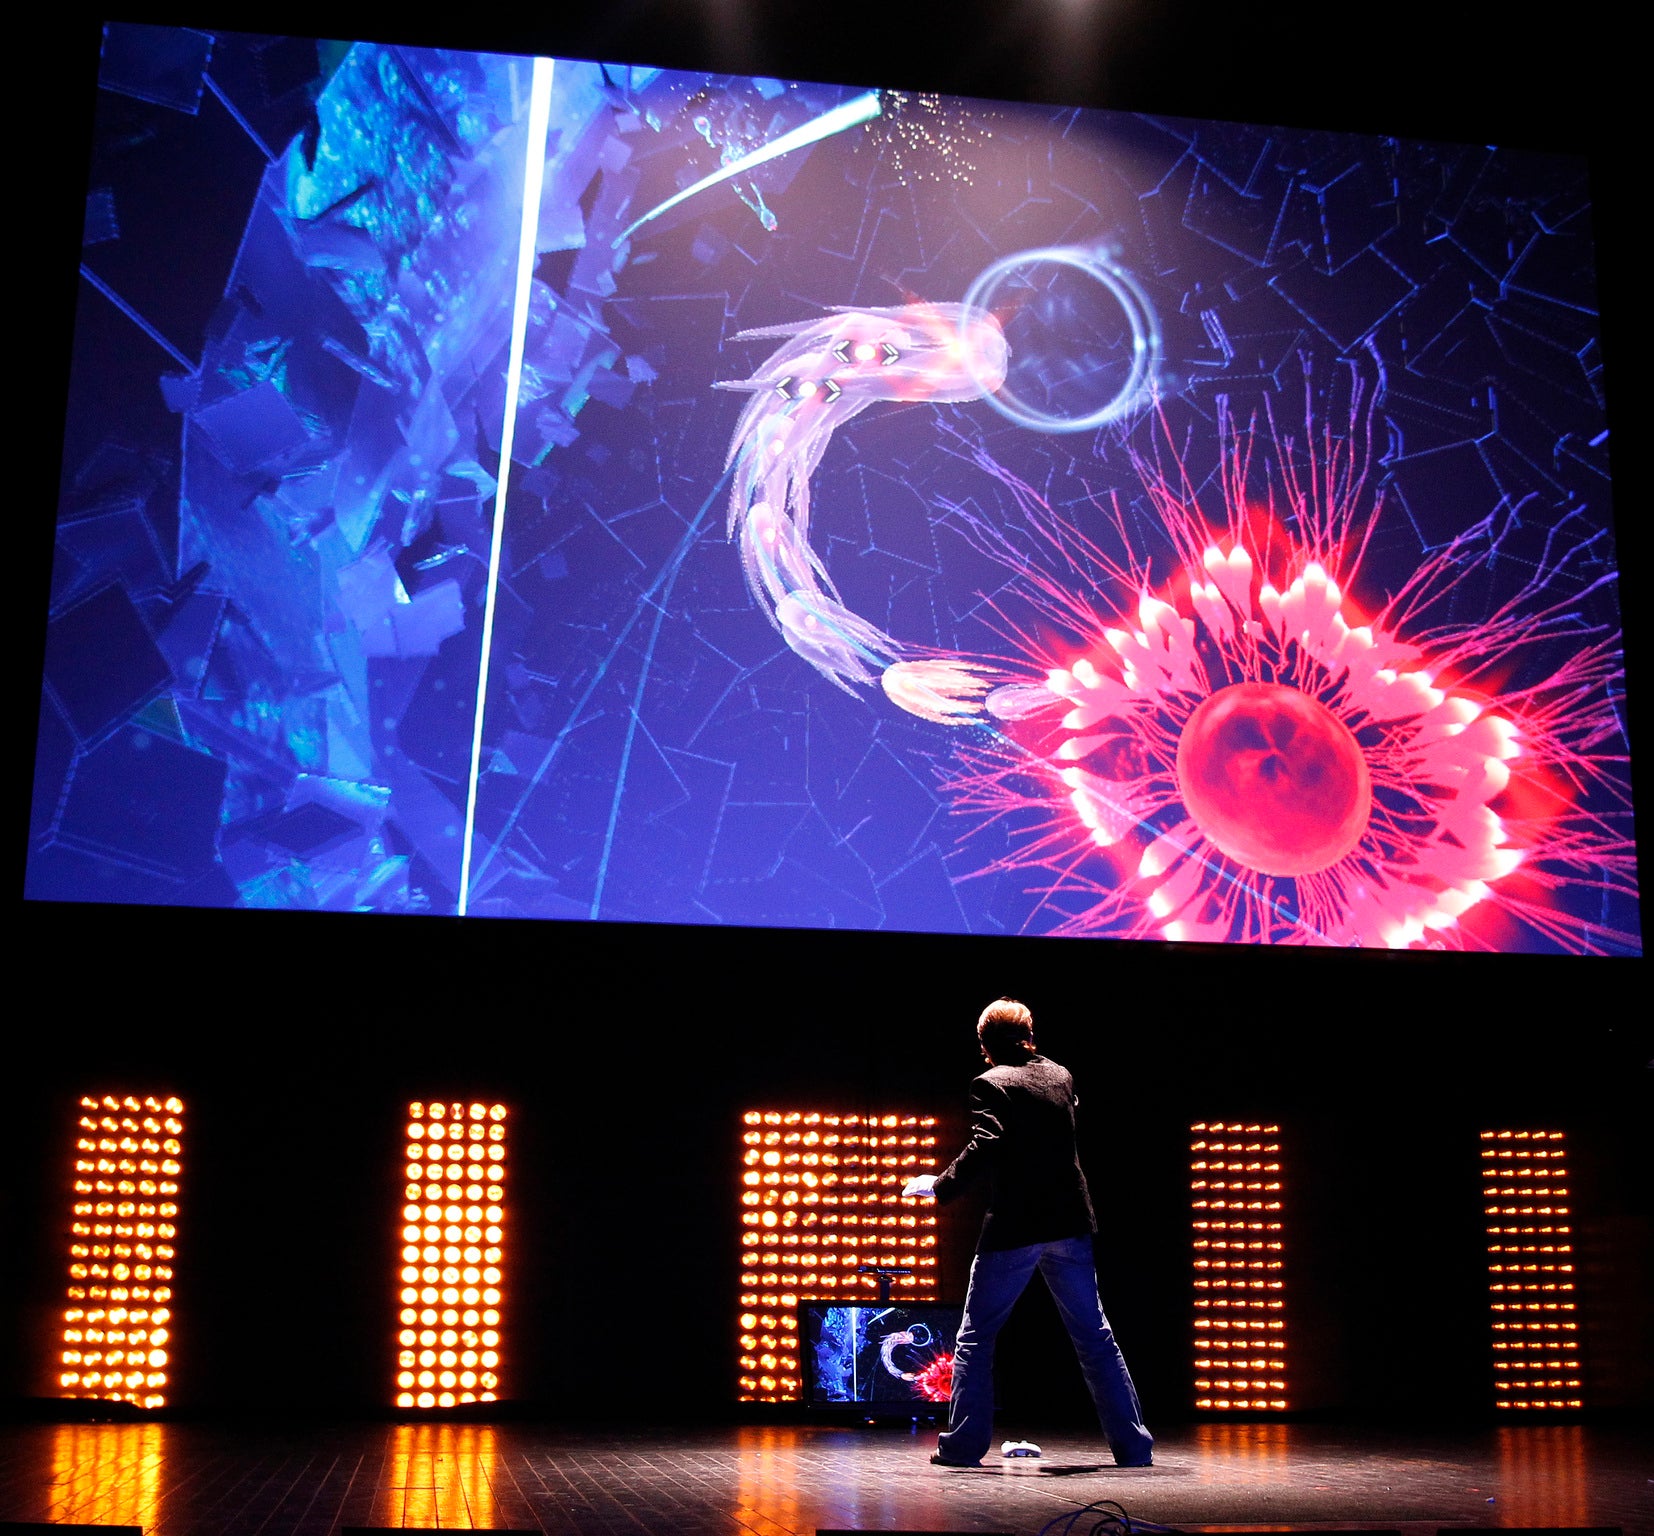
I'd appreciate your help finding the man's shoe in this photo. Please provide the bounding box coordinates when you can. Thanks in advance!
[929,1451,979,1467]
[1001,1439,1042,1458]
[1113,1456,1153,1467]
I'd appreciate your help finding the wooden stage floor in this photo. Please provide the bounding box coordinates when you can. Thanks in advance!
[1,1418,1647,1534]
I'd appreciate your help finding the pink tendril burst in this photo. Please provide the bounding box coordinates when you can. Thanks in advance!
[912,1351,954,1403]
[941,366,1638,953]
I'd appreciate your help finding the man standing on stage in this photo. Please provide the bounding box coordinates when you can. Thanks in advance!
[902,997,1154,1468]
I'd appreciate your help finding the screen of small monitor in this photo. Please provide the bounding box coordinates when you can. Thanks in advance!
[801,1301,961,1410]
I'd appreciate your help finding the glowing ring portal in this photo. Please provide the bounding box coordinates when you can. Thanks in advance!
[961,245,1159,434]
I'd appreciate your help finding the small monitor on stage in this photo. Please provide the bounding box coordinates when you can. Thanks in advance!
[801,1300,962,1414]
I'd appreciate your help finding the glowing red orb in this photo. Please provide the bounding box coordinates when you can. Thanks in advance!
[914,1352,954,1403]
[1174,682,1371,877]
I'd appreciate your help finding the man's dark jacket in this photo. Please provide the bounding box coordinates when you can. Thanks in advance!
[932,1053,1097,1251]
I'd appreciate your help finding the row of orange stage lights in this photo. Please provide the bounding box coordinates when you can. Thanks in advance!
[60,1097,183,1409]
[58,1101,1583,1415]
[1189,1125,1586,1414]
[398,1102,508,1410]
[1189,1122,1288,1413]
[1481,1130,1581,1411]
[738,1110,941,1402]
[58,1097,508,1413]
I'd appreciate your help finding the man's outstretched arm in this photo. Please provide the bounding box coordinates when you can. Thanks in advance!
[905,1079,1005,1201]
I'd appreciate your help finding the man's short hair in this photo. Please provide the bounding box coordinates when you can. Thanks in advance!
[977,997,1035,1060]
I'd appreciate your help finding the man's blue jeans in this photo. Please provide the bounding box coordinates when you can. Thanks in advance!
[936,1234,1153,1466]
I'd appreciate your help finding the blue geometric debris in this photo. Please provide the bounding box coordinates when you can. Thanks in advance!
[334,543,405,633]
[43,583,174,746]
[30,695,75,860]
[390,581,466,657]
[159,371,202,413]
[286,771,391,825]
[84,188,119,245]
[191,378,315,473]
[247,801,361,855]
[335,544,467,659]
[57,506,169,606]
[155,593,227,698]
[55,724,227,880]
[99,22,214,114]
[251,34,318,103]
[381,755,471,894]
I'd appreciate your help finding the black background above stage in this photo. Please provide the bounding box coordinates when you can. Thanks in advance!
[11,0,1651,1423]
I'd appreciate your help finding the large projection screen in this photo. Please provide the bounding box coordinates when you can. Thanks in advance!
[27,24,1639,954]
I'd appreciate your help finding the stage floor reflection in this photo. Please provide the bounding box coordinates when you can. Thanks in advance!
[0,1418,1647,1533]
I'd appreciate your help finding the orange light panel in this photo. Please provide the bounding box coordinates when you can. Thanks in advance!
[58,1094,184,1410]
[738,1109,940,1402]
[1189,1120,1288,1413]
[1481,1128,1583,1411]
[395,1101,508,1411]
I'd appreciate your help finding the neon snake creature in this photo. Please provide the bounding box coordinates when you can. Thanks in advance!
[717,301,1010,725]
[880,1326,954,1403]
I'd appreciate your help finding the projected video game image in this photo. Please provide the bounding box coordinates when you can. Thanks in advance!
[802,1302,960,1411]
[28,24,1639,952]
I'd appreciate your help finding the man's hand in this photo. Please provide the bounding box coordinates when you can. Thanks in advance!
[902,1173,938,1198]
